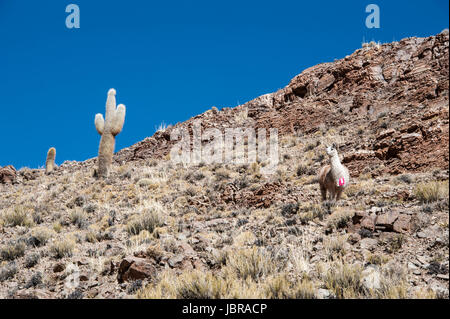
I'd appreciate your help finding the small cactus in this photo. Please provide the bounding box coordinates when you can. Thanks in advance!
[45,147,56,174]
[94,89,126,178]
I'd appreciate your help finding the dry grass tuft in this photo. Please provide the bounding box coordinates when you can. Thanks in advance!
[324,261,363,298]
[326,208,354,230]
[264,275,316,299]
[226,247,276,281]
[30,227,54,247]
[126,202,165,236]
[1,241,26,261]
[50,238,76,258]
[1,206,33,227]
[324,235,348,259]
[414,181,449,203]
[137,270,229,299]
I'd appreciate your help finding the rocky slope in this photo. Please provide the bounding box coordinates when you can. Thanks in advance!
[115,30,449,176]
[0,31,448,299]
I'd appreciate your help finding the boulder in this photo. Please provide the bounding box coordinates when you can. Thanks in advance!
[360,238,378,250]
[361,216,376,231]
[375,211,400,231]
[117,257,156,283]
[0,165,16,184]
[348,233,361,244]
[352,211,368,224]
[393,214,412,233]
[168,254,185,268]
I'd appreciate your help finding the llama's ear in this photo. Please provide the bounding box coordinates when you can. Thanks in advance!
[332,142,337,149]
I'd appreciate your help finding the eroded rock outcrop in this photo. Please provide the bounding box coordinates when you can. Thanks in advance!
[0,165,16,184]
[114,31,449,176]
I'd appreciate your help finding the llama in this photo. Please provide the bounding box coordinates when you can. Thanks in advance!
[318,143,350,202]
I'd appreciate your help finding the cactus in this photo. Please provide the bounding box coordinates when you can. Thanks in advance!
[45,147,56,174]
[94,89,126,178]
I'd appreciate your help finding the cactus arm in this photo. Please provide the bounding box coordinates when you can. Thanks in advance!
[111,104,126,136]
[105,88,117,125]
[45,147,56,174]
[95,114,105,135]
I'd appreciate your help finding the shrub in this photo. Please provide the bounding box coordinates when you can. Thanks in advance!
[414,181,448,203]
[366,253,390,266]
[214,168,230,181]
[324,236,347,259]
[396,174,413,184]
[50,239,75,258]
[176,271,228,299]
[324,262,363,299]
[326,209,354,230]
[70,210,88,229]
[264,275,316,299]
[297,203,325,224]
[304,142,317,151]
[24,253,40,268]
[137,270,229,299]
[30,227,54,247]
[53,222,62,233]
[1,206,33,227]
[371,262,408,299]
[0,241,26,261]
[281,203,299,216]
[25,272,43,288]
[226,248,275,281]
[126,207,165,236]
[0,262,17,282]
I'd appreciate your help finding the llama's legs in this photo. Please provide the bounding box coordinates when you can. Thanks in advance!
[329,189,336,202]
[336,188,343,201]
[320,185,327,201]
[328,189,338,207]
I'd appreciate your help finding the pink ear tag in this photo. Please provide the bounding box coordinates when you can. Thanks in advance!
[338,177,345,186]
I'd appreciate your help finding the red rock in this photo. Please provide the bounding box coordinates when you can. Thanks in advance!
[316,73,335,92]
[361,216,376,231]
[393,214,412,233]
[376,211,400,231]
[0,165,16,184]
[178,242,196,256]
[117,257,156,283]
[377,129,396,140]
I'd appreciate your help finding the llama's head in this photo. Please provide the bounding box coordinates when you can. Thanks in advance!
[326,143,338,157]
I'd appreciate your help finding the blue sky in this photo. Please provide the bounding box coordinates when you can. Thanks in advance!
[0,0,448,168]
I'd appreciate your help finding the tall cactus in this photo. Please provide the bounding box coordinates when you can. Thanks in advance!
[95,88,126,178]
[45,147,56,174]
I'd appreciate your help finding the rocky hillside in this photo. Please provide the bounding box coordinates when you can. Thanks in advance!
[115,30,449,177]
[0,31,448,299]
